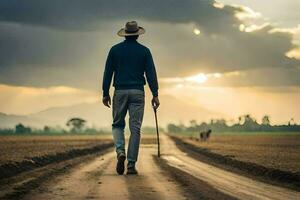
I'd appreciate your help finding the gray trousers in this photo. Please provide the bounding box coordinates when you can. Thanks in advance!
[112,89,145,167]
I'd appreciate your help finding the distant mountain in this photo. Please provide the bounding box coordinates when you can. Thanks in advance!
[0,95,224,128]
[0,113,42,128]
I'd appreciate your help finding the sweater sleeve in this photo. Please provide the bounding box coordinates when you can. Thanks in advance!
[145,49,159,97]
[102,48,114,97]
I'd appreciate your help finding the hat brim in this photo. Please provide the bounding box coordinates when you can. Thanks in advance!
[117,27,145,37]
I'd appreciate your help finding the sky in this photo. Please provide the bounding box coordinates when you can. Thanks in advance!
[0,0,300,125]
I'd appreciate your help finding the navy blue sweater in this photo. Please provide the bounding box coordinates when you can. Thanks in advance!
[102,39,159,97]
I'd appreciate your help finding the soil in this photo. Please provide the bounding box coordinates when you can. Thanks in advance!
[153,156,238,200]
[182,134,300,173]
[0,142,113,180]
[7,144,187,200]
[0,136,156,180]
[170,135,300,191]
[0,135,113,165]
[1,134,299,200]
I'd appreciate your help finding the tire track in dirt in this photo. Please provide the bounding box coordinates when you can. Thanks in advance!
[0,143,113,180]
[125,145,186,200]
[170,136,300,190]
[23,152,114,200]
[0,150,111,200]
[160,134,300,200]
[22,144,186,200]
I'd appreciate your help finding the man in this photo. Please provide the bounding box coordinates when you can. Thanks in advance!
[102,21,160,175]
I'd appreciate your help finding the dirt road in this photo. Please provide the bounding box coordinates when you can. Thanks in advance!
[2,134,299,200]
[21,144,186,200]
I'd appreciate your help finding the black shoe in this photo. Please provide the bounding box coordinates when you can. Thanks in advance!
[116,153,126,175]
[127,167,138,175]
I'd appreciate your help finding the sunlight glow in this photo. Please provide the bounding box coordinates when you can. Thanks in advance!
[175,84,184,89]
[235,6,261,20]
[213,73,222,78]
[286,47,300,59]
[224,71,242,77]
[193,28,201,35]
[161,72,225,85]
[239,24,245,32]
[186,73,208,84]
[269,26,300,34]
[239,23,269,33]
[249,23,269,32]
[213,1,224,9]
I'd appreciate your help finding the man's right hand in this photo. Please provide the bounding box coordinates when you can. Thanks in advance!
[152,96,160,109]
[102,96,111,108]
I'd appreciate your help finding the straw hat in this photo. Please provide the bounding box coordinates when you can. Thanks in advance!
[117,21,145,37]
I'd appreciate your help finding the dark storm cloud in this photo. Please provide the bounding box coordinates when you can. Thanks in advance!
[0,0,235,33]
[0,22,103,66]
[152,23,299,76]
[0,22,112,89]
[0,0,299,88]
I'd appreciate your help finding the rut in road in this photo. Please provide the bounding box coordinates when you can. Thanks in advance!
[160,134,300,200]
[23,144,186,200]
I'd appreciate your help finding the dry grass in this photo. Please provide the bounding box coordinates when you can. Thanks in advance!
[182,135,300,173]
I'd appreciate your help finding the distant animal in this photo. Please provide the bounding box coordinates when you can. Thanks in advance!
[200,129,212,141]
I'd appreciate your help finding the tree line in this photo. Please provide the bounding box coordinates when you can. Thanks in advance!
[167,115,300,133]
[0,117,164,135]
[0,118,106,135]
[0,115,299,135]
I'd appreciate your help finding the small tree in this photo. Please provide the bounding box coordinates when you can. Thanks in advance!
[238,116,243,125]
[262,115,270,125]
[288,118,295,126]
[66,118,86,133]
[15,123,31,134]
[239,114,259,131]
[43,126,51,133]
[189,120,197,127]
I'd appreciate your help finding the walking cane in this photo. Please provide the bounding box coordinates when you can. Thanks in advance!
[153,107,160,157]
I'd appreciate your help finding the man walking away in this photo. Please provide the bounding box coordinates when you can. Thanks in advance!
[102,21,160,175]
